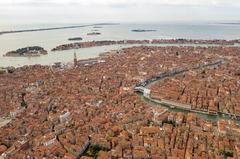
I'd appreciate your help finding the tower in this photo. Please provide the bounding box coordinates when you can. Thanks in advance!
[74,50,77,67]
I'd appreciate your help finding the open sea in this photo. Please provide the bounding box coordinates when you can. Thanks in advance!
[1,22,240,67]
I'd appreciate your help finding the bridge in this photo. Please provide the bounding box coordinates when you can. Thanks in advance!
[134,86,151,97]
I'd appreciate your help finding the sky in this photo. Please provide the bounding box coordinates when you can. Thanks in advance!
[0,0,240,25]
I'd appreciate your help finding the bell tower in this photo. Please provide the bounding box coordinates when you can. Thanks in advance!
[74,50,77,67]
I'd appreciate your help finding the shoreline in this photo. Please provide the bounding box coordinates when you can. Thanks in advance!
[51,39,240,51]
[1,38,240,68]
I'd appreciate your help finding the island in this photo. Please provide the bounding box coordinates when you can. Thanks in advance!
[0,23,119,35]
[51,39,238,51]
[131,29,157,32]
[68,37,83,41]
[4,46,47,57]
[51,40,150,51]
[87,32,101,35]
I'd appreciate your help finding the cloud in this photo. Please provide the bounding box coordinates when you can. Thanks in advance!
[1,0,240,7]
[0,0,240,24]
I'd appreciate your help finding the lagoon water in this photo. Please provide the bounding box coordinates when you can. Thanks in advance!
[1,22,240,67]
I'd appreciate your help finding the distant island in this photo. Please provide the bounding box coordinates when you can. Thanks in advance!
[0,24,92,35]
[68,37,83,41]
[131,29,157,32]
[0,23,119,35]
[4,46,47,57]
[87,32,101,35]
[51,39,239,51]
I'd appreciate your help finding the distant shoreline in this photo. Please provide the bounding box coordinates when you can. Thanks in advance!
[51,39,240,51]
[219,23,240,25]
[131,29,157,32]
[0,23,119,35]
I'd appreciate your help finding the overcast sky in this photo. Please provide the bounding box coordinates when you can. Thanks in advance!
[0,0,240,25]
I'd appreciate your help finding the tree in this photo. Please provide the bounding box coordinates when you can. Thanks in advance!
[21,100,28,108]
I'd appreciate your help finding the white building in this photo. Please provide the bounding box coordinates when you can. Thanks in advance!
[59,111,70,123]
